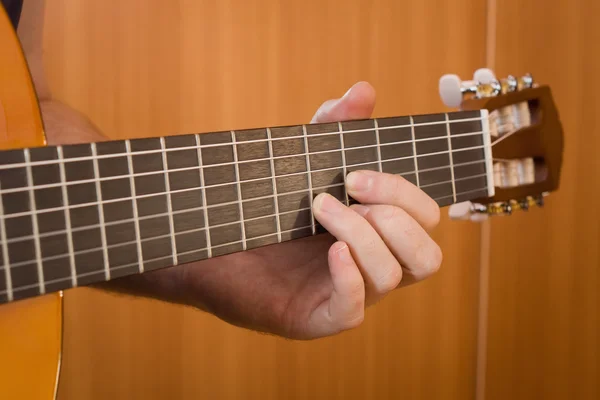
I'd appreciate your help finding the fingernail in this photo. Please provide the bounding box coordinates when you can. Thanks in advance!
[342,85,354,99]
[346,171,373,192]
[335,243,352,264]
[351,204,370,217]
[314,193,343,214]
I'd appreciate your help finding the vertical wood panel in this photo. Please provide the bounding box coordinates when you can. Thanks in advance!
[41,1,489,398]
[487,1,598,399]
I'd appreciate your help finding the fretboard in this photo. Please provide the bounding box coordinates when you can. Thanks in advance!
[0,109,492,304]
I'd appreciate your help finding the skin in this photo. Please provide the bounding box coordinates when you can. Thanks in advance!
[14,0,443,340]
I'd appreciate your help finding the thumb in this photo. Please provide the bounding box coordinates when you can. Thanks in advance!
[311,81,376,123]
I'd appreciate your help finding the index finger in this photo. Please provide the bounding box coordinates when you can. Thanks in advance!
[345,170,441,231]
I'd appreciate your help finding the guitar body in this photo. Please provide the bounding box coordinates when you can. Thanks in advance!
[0,295,63,399]
[0,6,63,400]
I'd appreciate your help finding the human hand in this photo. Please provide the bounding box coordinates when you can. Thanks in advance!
[38,83,443,341]
[308,81,443,316]
[174,82,443,339]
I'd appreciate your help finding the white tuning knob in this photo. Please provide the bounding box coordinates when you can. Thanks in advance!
[473,68,496,84]
[439,68,502,108]
[448,201,489,222]
[439,74,465,108]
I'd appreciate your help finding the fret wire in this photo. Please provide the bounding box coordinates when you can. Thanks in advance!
[91,143,111,280]
[1,135,485,209]
[160,137,178,265]
[0,130,486,195]
[302,124,316,235]
[266,128,282,242]
[125,140,144,273]
[2,158,488,246]
[2,171,489,270]
[5,205,314,269]
[338,122,350,206]
[231,131,247,251]
[0,181,13,301]
[432,186,487,204]
[195,134,212,258]
[480,110,496,197]
[0,184,490,297]
[374,119,383,173]
[409,116,420,187]
[23,149,45,294]
[0,121,486,171]
[2,222,320,296]
[57,146,79,286]
[445,113,458,203]
[1,152,488,223]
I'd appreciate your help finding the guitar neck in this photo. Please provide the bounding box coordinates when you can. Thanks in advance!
[0,109,493,304]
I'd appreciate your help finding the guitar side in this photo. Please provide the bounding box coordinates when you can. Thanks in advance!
[0,6,63,400]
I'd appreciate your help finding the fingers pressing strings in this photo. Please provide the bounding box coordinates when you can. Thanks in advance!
[313,192,403,306]
[346,170,441,232]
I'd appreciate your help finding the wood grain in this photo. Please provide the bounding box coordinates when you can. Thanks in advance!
[485,1,599,399]
[0,111,491,303]
[39,1,489,399]
[0,6,62,399]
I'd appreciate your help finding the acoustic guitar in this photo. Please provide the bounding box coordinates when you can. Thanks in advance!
[0,6,564,400]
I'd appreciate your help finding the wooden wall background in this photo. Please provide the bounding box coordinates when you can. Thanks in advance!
[44,1,487,399]
[485,1,598,399]
[36,0,597,399]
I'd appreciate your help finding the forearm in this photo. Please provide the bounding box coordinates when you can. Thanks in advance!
[17,0,50,101]
[40,99,197,302]
[15,2,197,305]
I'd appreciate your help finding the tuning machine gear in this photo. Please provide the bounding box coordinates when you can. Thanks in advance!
[498,73,535,93]
[481,193,547,217]
[439,69,536,108]
[519,73,535,89]
[439,69,502,108]
[449,193,548,221]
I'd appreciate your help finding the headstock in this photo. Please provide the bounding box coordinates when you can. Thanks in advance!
[440,68,564,218]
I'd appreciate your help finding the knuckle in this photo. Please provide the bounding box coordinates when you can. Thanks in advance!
[383,203,401,220]
[418,196,441,231]
[358,232,378,254]
[425,242,443,273]
[428,203,441,227]
[341,311,365,331]
[391,174,406,196]
[427,203,441,229]
[375,263,403,294]
[374,204,408,230]
[347,280,365,299]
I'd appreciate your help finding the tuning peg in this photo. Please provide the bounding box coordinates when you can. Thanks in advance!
[448,201,489,222]
[473,68,496,84]
[439,74,463,108]
[439,71,502,108]
[500,75,519,93]
[449,193,548,222]
[519,73,534,89]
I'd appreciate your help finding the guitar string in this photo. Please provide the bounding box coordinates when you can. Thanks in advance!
[1,171,488,269]
[0,130,487,196]
[0,143,488,221]
[0,116,490,294]
[0,185,489,297]
[3,158,488,245]
[0,115,487,171]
